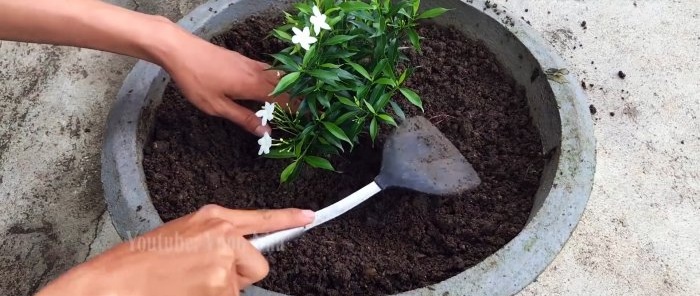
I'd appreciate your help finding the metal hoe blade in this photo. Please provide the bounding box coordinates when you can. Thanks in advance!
[375,116,481,195]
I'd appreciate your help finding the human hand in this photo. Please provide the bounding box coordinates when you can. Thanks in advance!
[1,1,292,137]
[156,25,292,137]
[36,205,315,296]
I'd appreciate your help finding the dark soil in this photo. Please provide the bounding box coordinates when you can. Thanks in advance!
[144,13,544,296]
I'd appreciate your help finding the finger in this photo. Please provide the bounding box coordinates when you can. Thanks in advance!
[228,236,269,288]
[214,98,271,137]
[220,262,241,296]
[244,60,296,105]
[209,207,315,235]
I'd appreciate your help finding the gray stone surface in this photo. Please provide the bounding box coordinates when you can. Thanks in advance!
[0,1,206,295]
[0,0,698,295]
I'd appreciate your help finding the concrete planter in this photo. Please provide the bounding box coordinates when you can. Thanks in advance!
[101,0,595,295]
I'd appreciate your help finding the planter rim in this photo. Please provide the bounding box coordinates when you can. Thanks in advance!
[101,0,595,295]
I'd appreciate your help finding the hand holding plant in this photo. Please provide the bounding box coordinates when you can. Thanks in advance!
[256,0,448,182]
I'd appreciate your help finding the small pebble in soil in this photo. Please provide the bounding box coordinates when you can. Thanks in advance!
[618,71,626,79]
[525,9,529,12]
[84,128,91,133]
[581,81,587,89]
[589,105,597,115]
[581,21,587,29]
[681,140,685,144]
[610,112,616,117]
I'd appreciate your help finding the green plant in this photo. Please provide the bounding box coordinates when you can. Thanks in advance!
[255,0,448,182]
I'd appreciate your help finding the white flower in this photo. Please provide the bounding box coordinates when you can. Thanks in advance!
[310,6,331,35]
[255,102,276,126]
[291,27,317,50]
[258,132,272,155]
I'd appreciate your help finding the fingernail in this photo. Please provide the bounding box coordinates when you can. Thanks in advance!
[301,210,315,221]
[254,125,270,137]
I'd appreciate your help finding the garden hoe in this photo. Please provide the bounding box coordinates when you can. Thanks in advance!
[250,116,481,252]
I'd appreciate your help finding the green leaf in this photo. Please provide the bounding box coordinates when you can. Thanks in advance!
[323,0,335,10]
[382,61,396,80]
[271,53,300,71]
[417,7,449,19]
[399,87,423,111]
[357,85,370,100]
[294,2,312,14]
[306,96,320,119]
[337,96,357,107]
[372,59,388,79]
[271,72,301,96]
[363,100,377,114]
[280,161,298,183]
[322,130,344,152]
[390,101,406,121]
[339,1,374,12]
[320,63,341,68]
[308,69,340,82]
[264,149,296,159]
[304,156,335,171]
[322,121,352,145]
[399,68,413,85]
[398,7,413,18]
[328,14,344,27]
[412,0,421,14]
[373,34,387,60]
[335,111,357,125]
[348,19,375,34]
[347,62,372,80]
[283,12,296,24]
[375,77,396,87]
[272,29,292,42]
[374,92,392,111]
[318,93,331,108]
[378,113,398,126]
[370,117,378,141]
[407,28,421,51]
[325,35,357,45]
[302,44,317,67]
[336,68,357,80]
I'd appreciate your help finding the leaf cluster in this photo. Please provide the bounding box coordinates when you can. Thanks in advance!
[267,0,448,182]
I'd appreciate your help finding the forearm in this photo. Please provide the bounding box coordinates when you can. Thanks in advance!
[0,0,186,66]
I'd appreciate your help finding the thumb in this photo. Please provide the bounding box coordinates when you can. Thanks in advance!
[216,98,271,137]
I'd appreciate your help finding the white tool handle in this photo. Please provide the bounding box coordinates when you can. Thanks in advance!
[250,181,382,252]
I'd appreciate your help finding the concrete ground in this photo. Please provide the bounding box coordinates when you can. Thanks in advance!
[0,0,697,295]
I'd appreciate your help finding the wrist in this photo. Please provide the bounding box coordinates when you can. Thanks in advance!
[139,16,200,73]
[136,16,183,66]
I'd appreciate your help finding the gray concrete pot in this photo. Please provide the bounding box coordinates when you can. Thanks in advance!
[101,0,595,295]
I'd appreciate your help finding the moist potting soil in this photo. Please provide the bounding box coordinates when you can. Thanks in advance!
[144,13,544,296]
